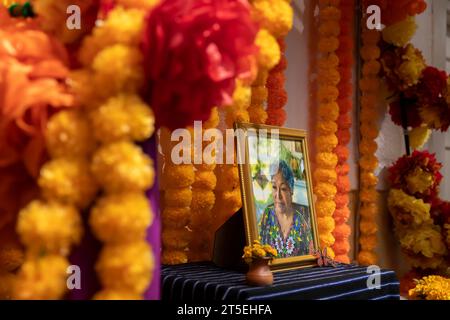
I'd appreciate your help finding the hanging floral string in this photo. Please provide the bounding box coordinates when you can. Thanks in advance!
[357,18,381,266]
[159,127,194,265]
[266,39,288,126]
[70,1,158,299]
[189,109,219,262]
[249,0,293,125]
[313,0,342,258]
[332,0,354,264]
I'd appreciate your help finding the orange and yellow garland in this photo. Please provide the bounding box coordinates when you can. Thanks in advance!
[332,0,354,264]
[74,1,157,299]
[313,0,342,258]
[357,6,381,266]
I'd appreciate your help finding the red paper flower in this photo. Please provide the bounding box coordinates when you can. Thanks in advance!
[141,0,258,129]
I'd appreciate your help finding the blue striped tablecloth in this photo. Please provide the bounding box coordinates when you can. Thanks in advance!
[162,262,400,301]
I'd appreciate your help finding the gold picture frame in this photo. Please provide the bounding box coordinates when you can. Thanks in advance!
[235,122,319,271]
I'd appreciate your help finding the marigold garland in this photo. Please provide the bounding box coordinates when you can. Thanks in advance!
[357,4,382,266]
[388,152,449,272]
[312,0,342,258]
[160,127,193,265]
[189,108,219,262]
[409,275,450,300]
[69,3,157,299]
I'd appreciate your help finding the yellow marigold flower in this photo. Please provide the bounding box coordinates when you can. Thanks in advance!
[193,171,217,190]
[39,158,98,209]
[92,44,144,99]
[318,68,341,86]
[251,0,293,38]
[93,289,143,300]
[191,190,215,212]
[315,183,337,201]
[255,29,281,70]
[91,141,154,193]
[96,241,154,295]
[359,235,377,251]
[315,200,336,217]
[397,44,426,88]
[360,189,378,203]
[318,54,339,70]
[204,107,220,129]
[162,250,187,265]
[359,155,378,171]
[314,169,337,184]
[12,255,69,300]
[79,7,146,66]
[317,121,338,135]
[162,207,190,228]
[360,45,380,61]
[320,233,335,248]
[232,80,252,109]
[318,102,339,121]
[405,167,434,194]
[409,126,431,150]
[315,134,338,152]
[420,104,445,131]
[317,85,339,103]
[387,189,432,226]
[359,217,377,235]
[409,275,450,300]
[90,193,152,244]
[45,110,95,159]
[116,0,160,10]
[316,153,338,169]
[162,228,191,250]
[358,250,377,266]
[318,36,339,53]
[320,6,341,21]
[382,16,417,47]
[399,225,447,259]
[90,94,154,143]
[253,69,269,86]
[17,201,83,256]
[251,86,268,105]
[164,188,192,208]
[318,20,340,37]
[318,216,335,233]
[162,165,195,189]
[248,104,268,124]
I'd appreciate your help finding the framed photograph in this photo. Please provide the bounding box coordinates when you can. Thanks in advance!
[235,122,320,271]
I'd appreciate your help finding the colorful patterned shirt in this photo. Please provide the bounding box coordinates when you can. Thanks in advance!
[259,203,313,258]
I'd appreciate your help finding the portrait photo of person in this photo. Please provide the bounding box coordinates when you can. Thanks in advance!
[236,123,319,269]
[258,160,313,258]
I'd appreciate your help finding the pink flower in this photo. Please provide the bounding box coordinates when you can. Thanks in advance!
[141,0,258,129]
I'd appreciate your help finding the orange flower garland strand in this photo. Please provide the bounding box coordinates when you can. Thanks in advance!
[160,127,194,265]
[313,1,342,258]
[189,108,219,262]
[357,8,382,266]
[266,38,288,126]
[332,0,354,264]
